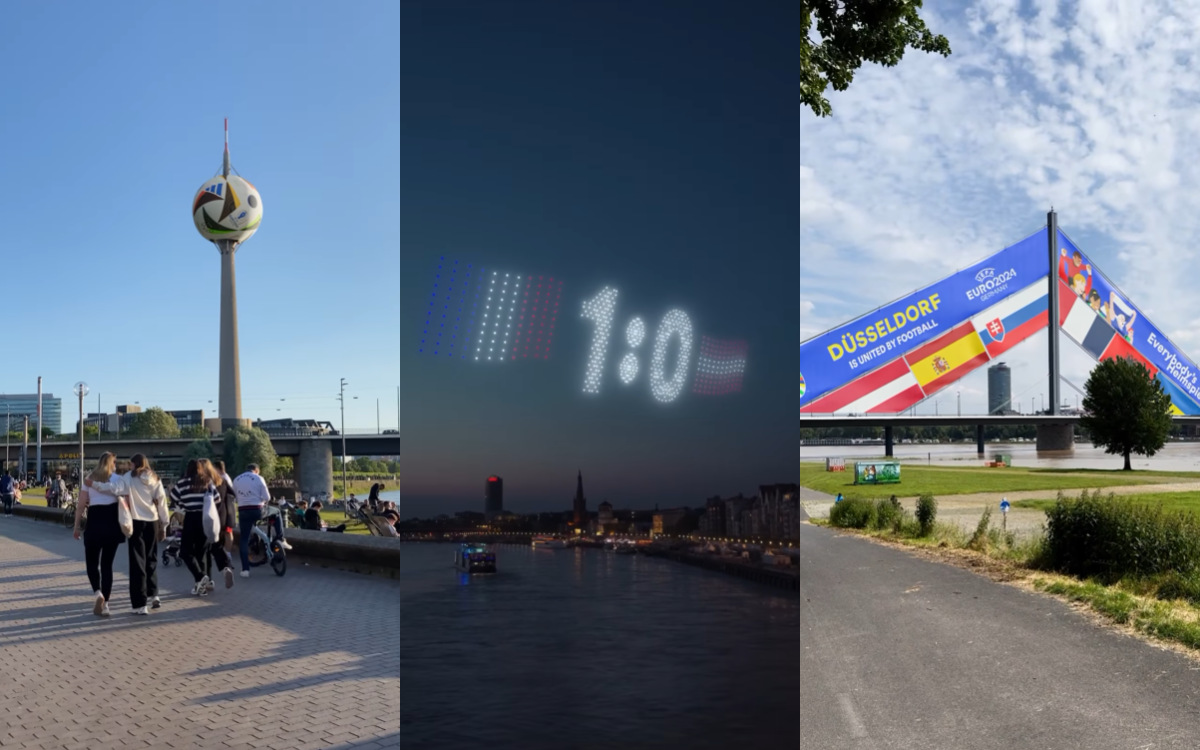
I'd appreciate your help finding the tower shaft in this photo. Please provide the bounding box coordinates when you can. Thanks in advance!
[219,240,242,428]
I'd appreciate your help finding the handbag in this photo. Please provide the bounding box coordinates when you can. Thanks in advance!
[202,486,221,544]
[117,496,134,538]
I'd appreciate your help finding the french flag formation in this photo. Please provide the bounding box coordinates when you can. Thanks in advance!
[800,281,1048,414]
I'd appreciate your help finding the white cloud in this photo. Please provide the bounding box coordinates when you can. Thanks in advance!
[801,0,1200,415]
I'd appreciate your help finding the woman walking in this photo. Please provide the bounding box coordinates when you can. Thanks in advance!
[367,483,383,513]
[87,454,168,614]
[200,459,236,590]
[73,452,125,617]
[171,459,235,596]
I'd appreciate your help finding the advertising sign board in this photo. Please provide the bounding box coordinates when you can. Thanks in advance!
[853,461,901,485]
[1057,231,1200,415]
[800,229,1050,408]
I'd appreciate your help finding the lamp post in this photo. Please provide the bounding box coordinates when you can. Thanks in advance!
[957,389,961,417]
[21,416,27,482]
[74,382,88,487]
[338,378,348,502]
[376,398,380,435]
[5,400,9,471]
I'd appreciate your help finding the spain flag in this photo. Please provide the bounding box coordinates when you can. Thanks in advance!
[903,321,990,396]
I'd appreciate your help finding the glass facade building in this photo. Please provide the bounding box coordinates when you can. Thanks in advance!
[0,394,63,434]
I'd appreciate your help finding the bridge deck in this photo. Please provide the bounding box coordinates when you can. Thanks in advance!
[0,516,399,749]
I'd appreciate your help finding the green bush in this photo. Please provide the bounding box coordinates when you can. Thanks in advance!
[830,497,876,529]
[915,494,937,536]
[873,498,901,531]
[1044,489,1200,580]
[968,506,992,551]
[1154,571,1200,605]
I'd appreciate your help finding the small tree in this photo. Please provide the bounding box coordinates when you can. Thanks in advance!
[181,438,216,473]
[1080,357,1173,470]
[222,425,277,480]
[123,407,181,439]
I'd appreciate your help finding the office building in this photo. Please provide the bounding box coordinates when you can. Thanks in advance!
[988,362,1012,415]
[0,394,62,435]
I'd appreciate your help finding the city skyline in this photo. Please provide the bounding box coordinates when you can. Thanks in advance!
[0,2,399,432]
[400,1,798,517]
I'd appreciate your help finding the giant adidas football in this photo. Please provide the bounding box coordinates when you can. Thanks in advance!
[192,175,263,244]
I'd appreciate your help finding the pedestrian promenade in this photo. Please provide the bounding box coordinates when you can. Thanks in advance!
[0,516,400,749]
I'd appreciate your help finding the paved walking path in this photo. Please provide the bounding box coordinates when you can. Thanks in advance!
[0,516,399,749]
[801,522,1200,748]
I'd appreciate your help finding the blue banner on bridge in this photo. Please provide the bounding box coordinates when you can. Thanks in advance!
[800,228,1050,408]
[1057,231,1200,415]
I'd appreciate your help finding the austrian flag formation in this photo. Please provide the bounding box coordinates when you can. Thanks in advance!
[800,224,1200,415]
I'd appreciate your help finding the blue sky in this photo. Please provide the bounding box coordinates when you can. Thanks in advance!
[0,2,399,432]
[801,0,1200,416]
[401,1,798,516]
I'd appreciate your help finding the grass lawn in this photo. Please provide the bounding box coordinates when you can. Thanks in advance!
[1014,491,1200,515]
[800,461,1199,500]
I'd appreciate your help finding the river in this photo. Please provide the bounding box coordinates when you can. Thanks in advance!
[399,542,799,749]
[801,440,1200,472]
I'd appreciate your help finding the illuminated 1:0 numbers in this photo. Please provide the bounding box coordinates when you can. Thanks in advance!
[580,286,695,403]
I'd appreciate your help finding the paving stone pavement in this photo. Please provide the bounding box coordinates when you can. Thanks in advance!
[0,516,400,749]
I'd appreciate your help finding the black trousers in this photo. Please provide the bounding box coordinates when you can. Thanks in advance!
[127,520,159,609]
[84,504,122,600]
[183,512,233,583]
[204,535,233,578]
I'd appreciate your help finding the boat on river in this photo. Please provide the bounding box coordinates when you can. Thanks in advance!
[454,543,496,573]
[531,535,568,550]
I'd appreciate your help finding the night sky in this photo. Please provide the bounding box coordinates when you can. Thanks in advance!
[401,0,799,518]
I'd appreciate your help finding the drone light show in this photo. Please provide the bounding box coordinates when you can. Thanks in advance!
[418,257,747,404]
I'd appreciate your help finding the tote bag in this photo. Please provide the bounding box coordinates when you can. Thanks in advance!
[202,487,221,544]
[117,496,134,538]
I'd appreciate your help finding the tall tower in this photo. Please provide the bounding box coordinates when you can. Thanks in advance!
[988,362,1012,415]
[485,476,503,519]
[573,470,587,525]
[192,120,264,432]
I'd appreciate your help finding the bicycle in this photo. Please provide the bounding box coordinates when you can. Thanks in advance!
[62,497,83,530]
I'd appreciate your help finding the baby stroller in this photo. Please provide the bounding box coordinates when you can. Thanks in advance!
[161,510,185,567]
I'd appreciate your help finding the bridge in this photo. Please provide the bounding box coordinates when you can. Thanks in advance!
[800,414,1200,457]
[800,210,1200,453]
[9,433,400,499]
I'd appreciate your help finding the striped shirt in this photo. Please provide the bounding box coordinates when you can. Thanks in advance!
[170,476,213,514]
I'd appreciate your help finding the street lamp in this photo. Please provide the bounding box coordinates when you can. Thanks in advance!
[338,378,348,503]
[74,382,88,486]
[957,389,961,417]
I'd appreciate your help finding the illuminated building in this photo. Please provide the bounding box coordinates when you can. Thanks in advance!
[485,476,503,519]
[572,470,587,525]
[651,508,686,536]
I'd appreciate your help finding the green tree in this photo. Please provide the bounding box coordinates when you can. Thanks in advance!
[275,456,294,479]
[1080,357,1173,471]
[181,438,216,472]
[180,424,208,438]
[222,425,277,480]
[802,0,951,117]
[123,407,181,439]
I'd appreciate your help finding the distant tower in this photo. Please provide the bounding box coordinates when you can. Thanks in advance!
[573,470,587,525]
[988,362,1012,415]
[193,119,264,432]
[485,476,503,519]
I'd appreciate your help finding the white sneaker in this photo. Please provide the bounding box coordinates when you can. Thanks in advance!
[92,592,105,617]
[151,596,161,610]
[240,570,250,579]
[192,576,211,596]
[204,578,216,594]
[279,540,293,551]
[132,606,148,616]
[223,567,234,588]
[100,602,111,617]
